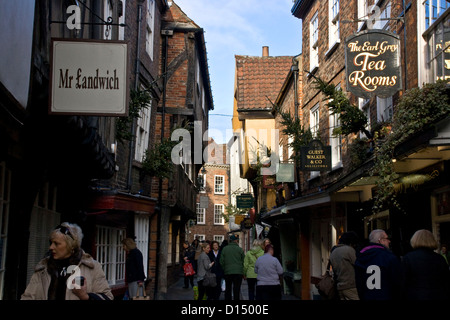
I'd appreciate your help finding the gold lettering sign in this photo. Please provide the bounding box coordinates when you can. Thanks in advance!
[345,30,402,98]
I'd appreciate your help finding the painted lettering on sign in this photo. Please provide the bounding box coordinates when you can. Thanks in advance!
[345,30,402,98]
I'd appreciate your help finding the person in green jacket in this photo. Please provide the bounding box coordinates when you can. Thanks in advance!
[220,234,244,300]
[243,239,264,300]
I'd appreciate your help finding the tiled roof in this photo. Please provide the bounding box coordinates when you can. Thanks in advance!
[235,55,293,111]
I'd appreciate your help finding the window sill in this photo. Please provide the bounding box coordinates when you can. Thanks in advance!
[325,41,340,58]
[307,172,320,181]
[331,162,343,172]
[307,66,319,78]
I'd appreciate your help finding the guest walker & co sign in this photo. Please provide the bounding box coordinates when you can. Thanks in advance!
[345,29,402,98]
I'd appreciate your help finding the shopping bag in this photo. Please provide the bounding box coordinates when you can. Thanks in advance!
[315,270,337,300]
[183,262,195,276]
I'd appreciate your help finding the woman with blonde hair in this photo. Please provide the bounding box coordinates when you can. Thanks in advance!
[22,222,112,300]
[402,229,450,299]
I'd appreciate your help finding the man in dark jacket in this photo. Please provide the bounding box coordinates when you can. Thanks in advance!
[354,229,403,300]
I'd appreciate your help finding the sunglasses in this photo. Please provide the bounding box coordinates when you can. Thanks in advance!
[55,225,74,240]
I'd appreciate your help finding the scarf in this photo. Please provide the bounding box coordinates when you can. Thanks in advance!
[47,249,82,300]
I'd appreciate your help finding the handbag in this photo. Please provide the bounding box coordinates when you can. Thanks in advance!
[315,261,337,300]
[183,262,195,276]
[132,282,151,300]
[203,271,217,288]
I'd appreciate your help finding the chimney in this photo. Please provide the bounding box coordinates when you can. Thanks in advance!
[262,46,269,57]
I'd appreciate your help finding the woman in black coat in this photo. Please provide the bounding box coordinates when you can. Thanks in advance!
[122,238,146,298]
[402,229,450,300]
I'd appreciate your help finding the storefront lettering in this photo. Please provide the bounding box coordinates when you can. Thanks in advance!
[58,68,120,90]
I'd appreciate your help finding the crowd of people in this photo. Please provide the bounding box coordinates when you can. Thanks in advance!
[328,229,450,300]
[182,235,282,300]
[21,221,450,301]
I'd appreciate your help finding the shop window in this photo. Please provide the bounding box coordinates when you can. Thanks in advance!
[96,226,126,286]
[134,215,149,277]
[425,10,450,82]
[27,182,60,286]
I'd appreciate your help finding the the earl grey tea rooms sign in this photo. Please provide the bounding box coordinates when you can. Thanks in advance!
[49,39,129,116]
[345,29,402,99]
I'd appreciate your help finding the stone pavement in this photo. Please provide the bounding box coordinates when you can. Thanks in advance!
[165,272,300,300]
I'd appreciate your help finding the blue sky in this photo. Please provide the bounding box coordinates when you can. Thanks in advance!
[173,0,303,144]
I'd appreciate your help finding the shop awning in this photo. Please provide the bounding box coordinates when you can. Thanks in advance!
[87,190,157,214]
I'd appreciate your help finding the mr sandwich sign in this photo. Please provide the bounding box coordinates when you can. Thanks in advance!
[49,39,129,116]
[345,29,401,99]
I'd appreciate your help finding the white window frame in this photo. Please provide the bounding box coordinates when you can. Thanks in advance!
[145,0,155,60]
[134,215,149,279]
[279,143,284,163]
[310,103,320,138]
[214,175,225,194]
[198,173,206,193]
[423,0,450,30]
[309,104,320,179]
[357,0,369,30]
[213,235,225,245]
[376,96,394,122]
[358,97,371,138]
[328,0,340,49]
[373,2,391,30]
[103,0,126,40]
[424,9,450,83]
[329,111,342,169]
[310,11,319,72]
[193,234,205,242]
[288,136,295,163]
[135,91,152,162]
[96,226,126,286]
[196,203,206,225]
[214,204,225,225]
[0,163,11,299]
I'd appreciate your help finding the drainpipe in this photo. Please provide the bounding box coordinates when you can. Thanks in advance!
[127,2,143,190]
[292,53,301,196]
[154,29,170,300]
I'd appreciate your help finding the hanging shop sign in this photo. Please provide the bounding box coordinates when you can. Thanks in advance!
[276,163,295,183]
[242,217,253,229]
[300,140,332,171]
[236,193,254,209]
[262,175,276,189]
[345,29,402,99]
[49,38,129,116]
